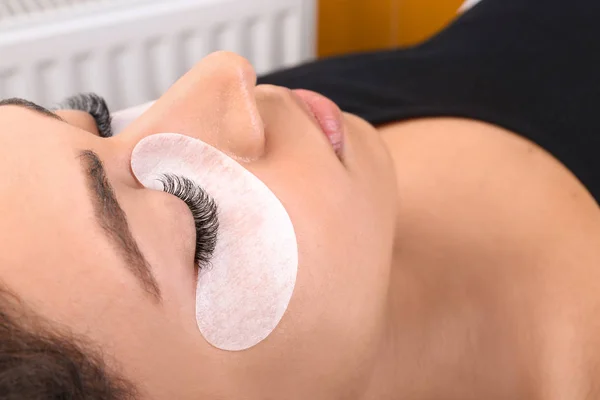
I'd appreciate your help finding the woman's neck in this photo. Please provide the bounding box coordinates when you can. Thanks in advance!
[360,252,541,400]
[348,118,600,400]
[360,120,532,398]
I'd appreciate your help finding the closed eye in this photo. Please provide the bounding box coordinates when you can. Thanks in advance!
[55,93,113,138]
[158,174,219,269]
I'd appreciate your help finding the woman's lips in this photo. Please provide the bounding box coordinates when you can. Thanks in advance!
[291,89,344,157]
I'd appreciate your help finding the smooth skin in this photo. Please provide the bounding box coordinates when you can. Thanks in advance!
[1,52,599,399]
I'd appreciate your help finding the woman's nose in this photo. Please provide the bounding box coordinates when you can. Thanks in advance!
[116,51,265,161]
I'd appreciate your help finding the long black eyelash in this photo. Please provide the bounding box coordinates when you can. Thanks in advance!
[54,92,113,138]
[158,174,219,269]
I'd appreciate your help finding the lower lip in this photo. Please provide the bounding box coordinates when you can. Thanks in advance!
[292,89,344,156]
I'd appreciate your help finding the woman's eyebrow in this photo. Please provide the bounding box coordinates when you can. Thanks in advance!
[77,149,162,303]
[0,98,65,122]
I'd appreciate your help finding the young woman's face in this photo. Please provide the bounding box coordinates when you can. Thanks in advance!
[0,52,397,399]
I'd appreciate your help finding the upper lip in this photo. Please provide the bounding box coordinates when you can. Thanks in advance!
[290,89,345,158]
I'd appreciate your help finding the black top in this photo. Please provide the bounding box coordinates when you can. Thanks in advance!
[258,0,600,204]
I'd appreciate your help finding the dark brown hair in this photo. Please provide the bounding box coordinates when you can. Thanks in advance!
[0,287,137,400]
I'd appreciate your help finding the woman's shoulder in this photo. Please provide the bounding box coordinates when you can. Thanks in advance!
[379,117,600,237]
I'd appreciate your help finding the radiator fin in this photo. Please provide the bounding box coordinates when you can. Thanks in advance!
[0,0,316,109]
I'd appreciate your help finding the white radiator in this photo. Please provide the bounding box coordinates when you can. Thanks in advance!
[0,0,316,110]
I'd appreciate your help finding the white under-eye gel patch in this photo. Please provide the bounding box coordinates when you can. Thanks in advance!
[130,133,298,351]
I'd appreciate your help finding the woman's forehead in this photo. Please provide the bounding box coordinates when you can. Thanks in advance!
[0,108,98,238]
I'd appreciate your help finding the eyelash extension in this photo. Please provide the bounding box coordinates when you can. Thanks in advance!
[54,92,113,138]
[158,174,219,269]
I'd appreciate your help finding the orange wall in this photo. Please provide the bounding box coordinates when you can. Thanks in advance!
[317,0,465,57]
